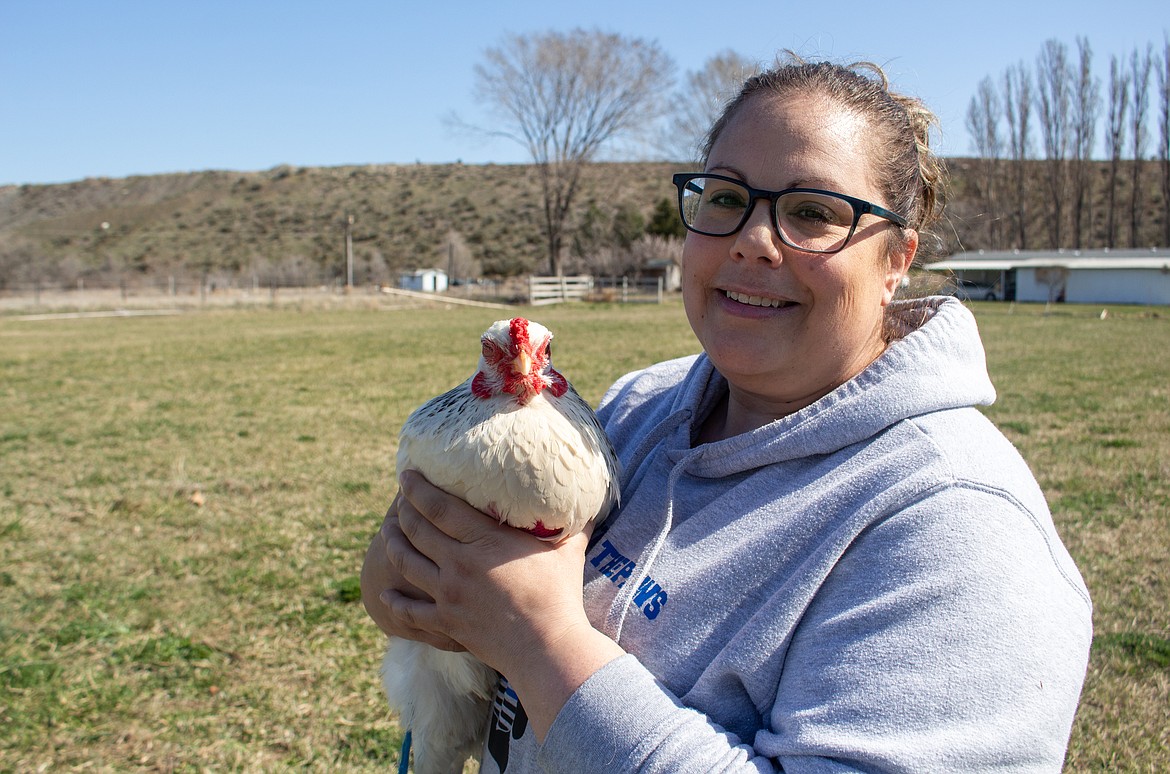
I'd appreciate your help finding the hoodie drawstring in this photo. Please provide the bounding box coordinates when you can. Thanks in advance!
[601,409,694,642]
[605,458,690,642]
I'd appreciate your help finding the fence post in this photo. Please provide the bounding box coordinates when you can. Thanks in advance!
[657,276,663,304]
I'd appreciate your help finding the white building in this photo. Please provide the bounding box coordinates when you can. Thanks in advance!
[643,258,681,292]
[399,268,448,293]
[925,248,1170,305]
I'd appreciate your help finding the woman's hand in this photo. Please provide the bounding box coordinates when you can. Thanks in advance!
[383,470,595,676]
[360,493,464,651]
[373,470,626,741]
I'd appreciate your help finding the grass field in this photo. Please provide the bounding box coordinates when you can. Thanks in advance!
[1,298,1167,771]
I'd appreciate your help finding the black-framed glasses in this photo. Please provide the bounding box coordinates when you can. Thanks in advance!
[672,173,908,255]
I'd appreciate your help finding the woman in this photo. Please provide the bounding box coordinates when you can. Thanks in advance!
[362,56,1092,772]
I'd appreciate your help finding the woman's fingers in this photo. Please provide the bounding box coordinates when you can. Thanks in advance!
[384,498,442,593]
[378,493,401,542]
[385,469,604,674]
[367,496,467,651]
[361,530,399,637]
[399,469,500,543]
[379,588,467,652]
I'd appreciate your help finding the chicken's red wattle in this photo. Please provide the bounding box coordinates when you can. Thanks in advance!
[521,521,564,540]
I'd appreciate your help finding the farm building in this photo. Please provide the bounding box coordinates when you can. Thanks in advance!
[643,258,681,292]
[399,268,448,293]
[925,248,1170,305]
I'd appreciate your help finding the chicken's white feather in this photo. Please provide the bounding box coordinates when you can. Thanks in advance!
[380,317,619,774]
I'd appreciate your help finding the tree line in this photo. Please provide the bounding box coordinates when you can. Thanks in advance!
[6,31,1169,294]
[471,29,1170,270]
[459,29,754,275]
[963,35,1170,251]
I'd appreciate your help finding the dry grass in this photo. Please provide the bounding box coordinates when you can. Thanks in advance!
[0,299,696,771]
[973,302,1170,771]
[0,297,1166,771]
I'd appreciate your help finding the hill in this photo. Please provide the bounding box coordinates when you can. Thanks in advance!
[1,158,1165,293]
[0,162,687,292]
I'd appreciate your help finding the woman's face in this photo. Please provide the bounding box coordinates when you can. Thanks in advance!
[682,94,916,416]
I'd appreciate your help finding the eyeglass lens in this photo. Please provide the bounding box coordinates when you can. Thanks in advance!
[679,176,858,253]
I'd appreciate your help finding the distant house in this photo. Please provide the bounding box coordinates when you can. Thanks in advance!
[643,258,681,292]
[399,268,448,293]
[925,248,1170,305]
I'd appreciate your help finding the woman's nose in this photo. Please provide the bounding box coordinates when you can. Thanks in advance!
[731,200,783,265]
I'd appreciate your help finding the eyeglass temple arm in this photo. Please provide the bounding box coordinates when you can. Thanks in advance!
[863,201,908,228]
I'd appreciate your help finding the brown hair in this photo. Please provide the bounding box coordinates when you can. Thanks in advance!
[701,52,947,258]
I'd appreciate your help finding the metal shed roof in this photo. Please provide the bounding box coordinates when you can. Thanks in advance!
[926,247,1170,272]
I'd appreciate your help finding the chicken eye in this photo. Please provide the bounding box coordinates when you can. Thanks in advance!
[482,340,506,364]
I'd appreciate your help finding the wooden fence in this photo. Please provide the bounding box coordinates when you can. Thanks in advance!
[527,276,595,305]
[593,276,664,304]
[527,275,664,305]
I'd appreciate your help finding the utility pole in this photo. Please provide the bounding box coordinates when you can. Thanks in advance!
[345,214,354,290]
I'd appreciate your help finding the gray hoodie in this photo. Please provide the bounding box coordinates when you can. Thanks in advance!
[481,296,1092,773]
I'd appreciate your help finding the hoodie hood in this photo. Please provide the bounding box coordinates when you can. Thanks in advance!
[592,296,997,640]
[628,296,995,480]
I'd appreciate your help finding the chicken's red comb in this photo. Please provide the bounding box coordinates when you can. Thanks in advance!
[509,317,530,351]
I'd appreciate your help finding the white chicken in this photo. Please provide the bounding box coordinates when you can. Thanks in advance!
[382,316,620,774]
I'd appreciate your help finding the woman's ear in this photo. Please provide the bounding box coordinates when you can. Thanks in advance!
[882,229,918,305]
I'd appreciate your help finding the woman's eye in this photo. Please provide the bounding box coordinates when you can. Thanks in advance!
[707,189,747,210]
[795,205,833,222]
[787,202,844,226]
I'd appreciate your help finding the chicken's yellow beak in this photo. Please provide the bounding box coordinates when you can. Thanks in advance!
[512,350,533,377]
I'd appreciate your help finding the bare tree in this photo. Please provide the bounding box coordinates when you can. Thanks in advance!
[1129,45,1154,247]
[1070,37,1100,249]
[665,50,759,162]
[1003,62,1033,249]
[966,76,1004,247]
[1035,39,1072,248]
[1157,36,1170,246]
[467,29,674,275]
[1106,55,1131,248]
[438,229,480,283]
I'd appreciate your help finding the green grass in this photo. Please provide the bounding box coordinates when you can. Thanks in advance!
[969,303,1170,770]
[1,298,1167,771]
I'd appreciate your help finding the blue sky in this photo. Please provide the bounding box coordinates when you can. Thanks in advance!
[1,0,1165,186]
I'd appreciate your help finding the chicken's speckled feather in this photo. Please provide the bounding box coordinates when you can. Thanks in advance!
[398,378,617,535]
[381,317,620,774]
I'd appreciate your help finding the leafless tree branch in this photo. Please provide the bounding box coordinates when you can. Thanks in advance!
[462,29,674,275]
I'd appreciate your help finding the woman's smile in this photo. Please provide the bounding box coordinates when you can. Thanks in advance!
[721,289,797,310]
[714,287,803,323]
